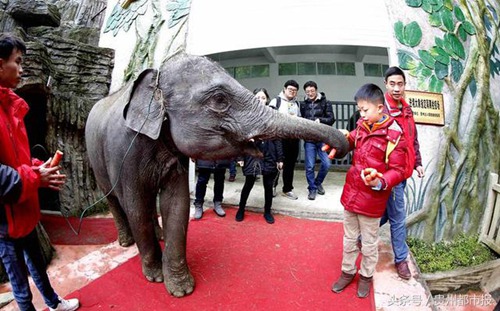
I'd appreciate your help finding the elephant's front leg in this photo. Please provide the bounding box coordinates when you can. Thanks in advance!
[160,171,194,297]
[124,192,164,283]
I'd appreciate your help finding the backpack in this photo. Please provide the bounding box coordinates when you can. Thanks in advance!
[274,96,281,109]
[273,96,298,110]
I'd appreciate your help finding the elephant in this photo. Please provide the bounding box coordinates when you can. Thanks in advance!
[84,53,349,297]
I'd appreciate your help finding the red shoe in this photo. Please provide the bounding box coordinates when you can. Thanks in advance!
[228,175,236,182]
[395,261,411,280]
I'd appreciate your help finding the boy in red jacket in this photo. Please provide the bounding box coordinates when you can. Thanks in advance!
[0,33,79,311]
[330,83,408,298]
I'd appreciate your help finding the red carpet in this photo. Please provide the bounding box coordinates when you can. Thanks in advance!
[65,208,375,310]
[40,214,117,245]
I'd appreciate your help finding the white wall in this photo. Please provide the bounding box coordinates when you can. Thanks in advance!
[99,0,393,93]
[186,0,392,55]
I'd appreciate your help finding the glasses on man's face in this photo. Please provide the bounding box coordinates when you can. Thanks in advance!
[286,87,298,93]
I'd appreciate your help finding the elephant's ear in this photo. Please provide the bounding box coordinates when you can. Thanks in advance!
[124,69,165,140]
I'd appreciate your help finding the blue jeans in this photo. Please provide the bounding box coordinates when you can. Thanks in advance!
[380,181,408,263]
[304,141,331,191]
[229,161,237,177]
[0,229,59,311]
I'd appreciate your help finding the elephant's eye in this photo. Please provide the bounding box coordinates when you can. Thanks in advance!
[207,92,230,113]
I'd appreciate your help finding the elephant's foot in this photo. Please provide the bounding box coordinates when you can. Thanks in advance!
[164,270,195,298]
[143,261,163,283]
[117,230,135,247]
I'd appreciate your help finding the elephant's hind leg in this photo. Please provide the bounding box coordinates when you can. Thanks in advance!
[107,194,135,246]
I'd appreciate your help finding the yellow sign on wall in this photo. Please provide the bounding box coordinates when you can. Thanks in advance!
[405,90,445,126]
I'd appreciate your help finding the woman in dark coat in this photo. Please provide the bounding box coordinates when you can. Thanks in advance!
[236,139,283,224]
[235,88,283,224]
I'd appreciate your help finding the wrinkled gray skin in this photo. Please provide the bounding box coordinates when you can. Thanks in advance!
[85,53,348,297]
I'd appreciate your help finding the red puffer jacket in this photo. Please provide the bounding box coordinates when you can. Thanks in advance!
[0,87,42,238]
[341,115,408,218]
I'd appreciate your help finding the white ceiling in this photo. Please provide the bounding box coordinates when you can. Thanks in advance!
[207,45,389,63]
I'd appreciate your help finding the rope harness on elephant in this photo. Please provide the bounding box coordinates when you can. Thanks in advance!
[63,70,164,235]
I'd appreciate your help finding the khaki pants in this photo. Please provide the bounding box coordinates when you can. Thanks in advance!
[341,210,380,278]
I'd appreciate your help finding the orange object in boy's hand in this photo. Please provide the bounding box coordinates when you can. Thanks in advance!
[362,168,383,182]
[49,150,63,168]
[321,144,337,159]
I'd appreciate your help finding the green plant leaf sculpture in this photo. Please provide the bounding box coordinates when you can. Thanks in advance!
[394,0,500,241]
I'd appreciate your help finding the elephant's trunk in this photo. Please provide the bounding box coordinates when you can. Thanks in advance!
[243,101,349,158]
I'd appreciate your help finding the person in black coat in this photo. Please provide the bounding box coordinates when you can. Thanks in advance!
[0,163,22,204]
[236,139,283,224]
[300,81,336,200]
[193,159,231,219]
[347,110,361,131]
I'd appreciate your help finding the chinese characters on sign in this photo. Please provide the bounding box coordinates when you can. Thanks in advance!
[405,90,445,126]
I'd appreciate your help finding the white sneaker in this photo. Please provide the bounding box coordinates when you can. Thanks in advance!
[282,191,298,200]
[49,297,80,311]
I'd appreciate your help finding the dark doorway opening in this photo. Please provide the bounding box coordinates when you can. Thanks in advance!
[16,85,60,212]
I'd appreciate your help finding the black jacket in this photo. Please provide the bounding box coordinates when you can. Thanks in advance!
[239,140,283,176]
[0,164,22,204]
[347,110,361,131]
[196,159,231,170]
[299,95,335,126]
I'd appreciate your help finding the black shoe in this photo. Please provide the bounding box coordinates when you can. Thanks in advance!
[316,184,325,195]
[308,190,317,200]
[264,213,274,224]
[235,208,245,222]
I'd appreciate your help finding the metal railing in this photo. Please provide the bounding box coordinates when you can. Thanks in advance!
[296,101,356,170]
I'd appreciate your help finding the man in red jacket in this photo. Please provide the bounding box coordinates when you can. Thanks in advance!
[0,33,79,311]
[380,67,425,280]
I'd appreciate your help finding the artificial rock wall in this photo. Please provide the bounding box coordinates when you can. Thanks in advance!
[1,0,114,215]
